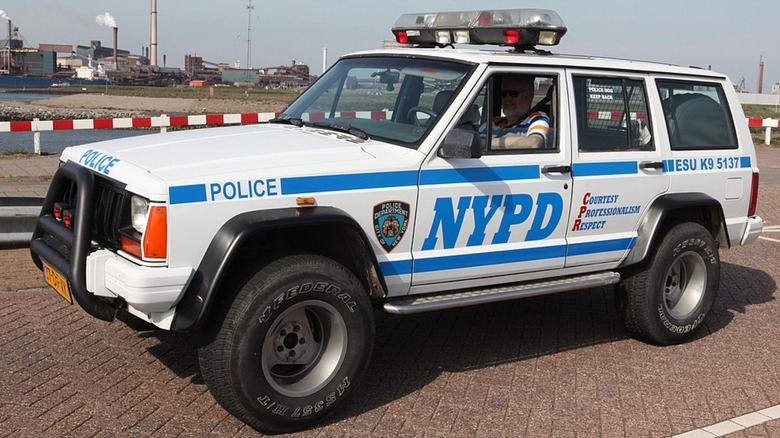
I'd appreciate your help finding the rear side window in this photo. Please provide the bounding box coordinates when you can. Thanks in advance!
[656,80,737,150]
[573,76,654,152]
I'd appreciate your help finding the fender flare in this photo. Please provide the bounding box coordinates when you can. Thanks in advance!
[170,206,382,332]
[621,193,727,267]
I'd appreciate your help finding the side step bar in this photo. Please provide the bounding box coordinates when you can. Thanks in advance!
[383,271,621,315]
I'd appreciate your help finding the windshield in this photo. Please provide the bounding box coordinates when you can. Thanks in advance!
[280,56,474,148]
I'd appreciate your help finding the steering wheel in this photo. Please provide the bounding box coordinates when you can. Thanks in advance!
[407,106,437,126]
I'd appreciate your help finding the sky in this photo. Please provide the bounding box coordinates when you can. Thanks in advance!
[2,0,779,92]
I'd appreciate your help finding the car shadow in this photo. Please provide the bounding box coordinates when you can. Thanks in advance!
[139,261,775,426]
[334,262,776,423]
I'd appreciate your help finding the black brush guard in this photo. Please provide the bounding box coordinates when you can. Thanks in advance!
[30,161,121,321]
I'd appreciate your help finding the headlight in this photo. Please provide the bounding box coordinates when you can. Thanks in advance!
[130,195,150,233]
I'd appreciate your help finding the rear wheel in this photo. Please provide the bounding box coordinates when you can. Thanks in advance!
[198,254,375,433]
[619,222,719,345]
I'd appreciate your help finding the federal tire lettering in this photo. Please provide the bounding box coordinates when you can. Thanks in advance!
[617,222,719,345]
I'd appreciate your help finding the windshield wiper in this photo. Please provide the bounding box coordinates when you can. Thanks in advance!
[268,114,304,127]
[310,121,369,140]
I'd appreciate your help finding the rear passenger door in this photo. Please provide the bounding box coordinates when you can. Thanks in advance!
[565,73,670,267]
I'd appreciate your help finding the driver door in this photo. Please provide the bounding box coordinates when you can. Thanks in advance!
[411,68,572,290]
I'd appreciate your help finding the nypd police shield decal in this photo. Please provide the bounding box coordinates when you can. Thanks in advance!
[373,201,410,252]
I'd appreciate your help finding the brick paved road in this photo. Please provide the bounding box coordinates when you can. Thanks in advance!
[1,147,779,437]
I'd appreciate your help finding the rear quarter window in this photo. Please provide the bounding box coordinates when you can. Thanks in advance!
[656,80,737,150]
[573,76,654,152]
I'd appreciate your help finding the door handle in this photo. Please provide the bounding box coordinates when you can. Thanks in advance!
[542,165,572,174]
[640,161,664,170]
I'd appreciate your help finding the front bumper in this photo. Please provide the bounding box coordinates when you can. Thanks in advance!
[87,249,193,314]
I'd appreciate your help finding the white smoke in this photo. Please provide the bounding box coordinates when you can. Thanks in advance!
[0,10,10,20]
[95,12,117,28]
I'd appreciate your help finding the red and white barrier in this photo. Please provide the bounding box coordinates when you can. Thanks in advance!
[747,118,780,128]
[0,112,280,133]
[748,118,780,146]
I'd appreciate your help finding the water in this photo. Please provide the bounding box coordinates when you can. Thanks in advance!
[0,90,55,103]
[0,130,156,154]
[0,91,155,154]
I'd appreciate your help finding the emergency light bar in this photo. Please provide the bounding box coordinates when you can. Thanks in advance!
[392,9,567,49]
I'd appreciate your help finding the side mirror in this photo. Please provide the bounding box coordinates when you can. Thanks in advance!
[438,129,482,159]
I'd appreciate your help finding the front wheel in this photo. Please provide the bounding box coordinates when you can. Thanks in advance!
[619,222,720,345]
[198,254,375,433]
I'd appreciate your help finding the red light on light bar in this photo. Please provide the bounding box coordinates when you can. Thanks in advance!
[396,31,409,44]
[477,11,493,26]
[503,29,520,45]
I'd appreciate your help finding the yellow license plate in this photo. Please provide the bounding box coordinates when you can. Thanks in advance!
[43,262,72,304]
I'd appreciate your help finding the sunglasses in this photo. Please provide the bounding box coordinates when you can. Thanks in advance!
[500,89,530,98]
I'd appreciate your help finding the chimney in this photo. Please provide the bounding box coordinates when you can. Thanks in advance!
[758,55,764,94]
[150,0,158,67]
[113,27,118,70]
[4,20,9,73]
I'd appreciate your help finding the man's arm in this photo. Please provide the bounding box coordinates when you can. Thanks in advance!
[491,112,549,149]
[492,133,545,149]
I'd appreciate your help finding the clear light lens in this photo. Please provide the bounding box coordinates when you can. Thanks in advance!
[453,31,471,44]
[130,195,150,233]
[434,11,478,27]
[393,13,437,29]
[435,31,452,45]
[538,31,557,45]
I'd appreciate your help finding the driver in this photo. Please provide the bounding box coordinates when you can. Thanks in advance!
[489,75,550,149]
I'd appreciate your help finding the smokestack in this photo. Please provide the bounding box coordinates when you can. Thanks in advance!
[150,0,158,67]
[758,55,764,94]
[5,20,10,73]
[113,27,118,70]
[95,12,117,69]
[322,47,327,74]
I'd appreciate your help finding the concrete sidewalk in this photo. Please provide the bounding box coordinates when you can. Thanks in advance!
[0,153,60,198]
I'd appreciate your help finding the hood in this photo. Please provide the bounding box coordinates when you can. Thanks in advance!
[62,124,380,182]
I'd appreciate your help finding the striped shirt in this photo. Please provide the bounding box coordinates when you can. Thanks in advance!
[491,111,550,142]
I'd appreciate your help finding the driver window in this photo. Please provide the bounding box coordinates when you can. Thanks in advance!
[464,74,557,154]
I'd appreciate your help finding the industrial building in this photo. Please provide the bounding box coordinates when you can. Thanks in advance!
[186,55,314,88]
[0,1,316,89]
[0,20,57,77]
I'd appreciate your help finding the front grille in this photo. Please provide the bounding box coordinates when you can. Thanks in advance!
[92,177,130,249]
[54,174,130,251]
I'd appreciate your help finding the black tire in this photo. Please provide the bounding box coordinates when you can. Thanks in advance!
[197,254,375,434]
[619,222,719,345]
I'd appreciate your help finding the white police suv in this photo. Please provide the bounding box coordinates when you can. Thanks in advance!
[31,8,763,433]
